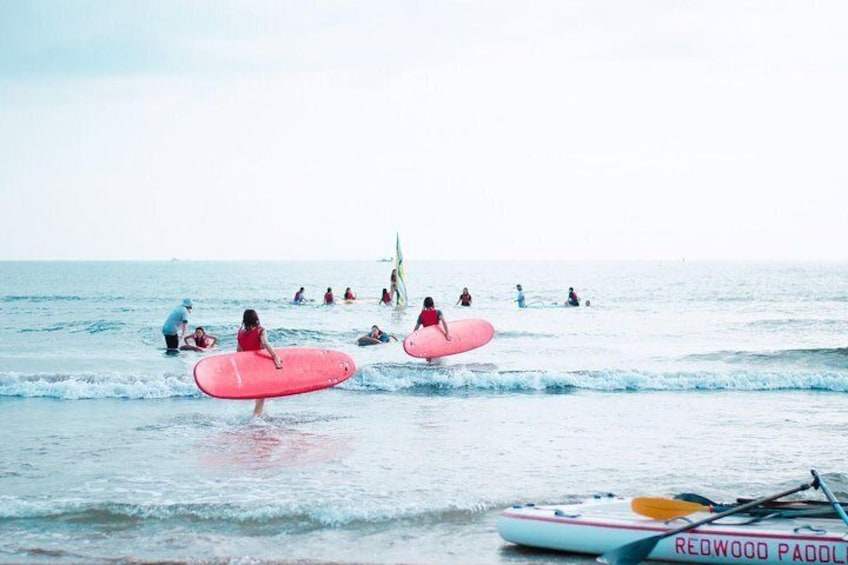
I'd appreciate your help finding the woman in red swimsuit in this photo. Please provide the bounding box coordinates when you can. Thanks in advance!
[237,309,282,417]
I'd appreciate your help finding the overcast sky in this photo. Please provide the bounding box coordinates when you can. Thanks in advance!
[1,1,847,261]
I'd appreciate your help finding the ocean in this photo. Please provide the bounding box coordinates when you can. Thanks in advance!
[1,260,848,564]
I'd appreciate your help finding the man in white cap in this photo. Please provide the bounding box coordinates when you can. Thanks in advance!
[162,298,193,351]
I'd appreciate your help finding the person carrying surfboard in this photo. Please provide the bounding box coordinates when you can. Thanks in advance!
[236,309,282,417]
[413,297,451,340]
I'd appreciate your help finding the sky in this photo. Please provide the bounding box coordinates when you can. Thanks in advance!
[1,0,847,261]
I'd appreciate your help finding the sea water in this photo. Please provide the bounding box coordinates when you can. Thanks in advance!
[1,260,847,564]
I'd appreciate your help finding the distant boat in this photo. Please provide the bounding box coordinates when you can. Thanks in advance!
[378,257,393,262]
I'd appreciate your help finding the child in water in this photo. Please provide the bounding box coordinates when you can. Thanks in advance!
[567,287,580,307]
[181,327,219,352]
[456,287,472,307]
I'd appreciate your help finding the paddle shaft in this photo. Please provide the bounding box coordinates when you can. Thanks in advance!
[812,469,848,526]
[657,482,812,539]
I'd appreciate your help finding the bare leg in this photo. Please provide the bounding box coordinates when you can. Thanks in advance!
[253,398,265,417]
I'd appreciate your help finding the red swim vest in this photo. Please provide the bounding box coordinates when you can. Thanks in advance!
[195,334,209,348]
[345,291,354,300]
[238,327,262,351]
[419,309,440,327]
[382,291,391,304]
[325,292,334,303]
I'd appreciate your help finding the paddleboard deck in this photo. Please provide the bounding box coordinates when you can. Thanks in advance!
[194,348,355,399]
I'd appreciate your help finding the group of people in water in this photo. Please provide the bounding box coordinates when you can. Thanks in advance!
[161,273,586,415]
[515,284,588,308]
[161,294,455,416]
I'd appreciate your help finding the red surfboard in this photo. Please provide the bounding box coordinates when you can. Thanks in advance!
[194,348,356,399]
[403,319,495,359]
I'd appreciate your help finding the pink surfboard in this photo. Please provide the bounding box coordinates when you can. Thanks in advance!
[193,348,356,399]
[403,319,495,359]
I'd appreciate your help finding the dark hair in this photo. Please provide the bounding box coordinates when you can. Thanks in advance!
[242,309,259,329]
[327,287,332,293]
[423,296,434,308]
[195,326,205,333]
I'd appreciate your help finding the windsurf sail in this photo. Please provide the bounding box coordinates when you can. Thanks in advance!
[395,233,408,308]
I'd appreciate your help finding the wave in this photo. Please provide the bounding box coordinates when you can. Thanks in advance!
[4,364,848,400]
[1,294,84,303]
[493,330,558,339]
[0,496,502,530]
[346,364,848,393]
[686,347,848,369]
[18,320,128,334]
[0,372,200,399]
[748,318,848,331]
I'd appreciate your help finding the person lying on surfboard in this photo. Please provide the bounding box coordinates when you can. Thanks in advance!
[358,325,397,345]
[180,327,219,352]
[413,297,451,340]
[236,309,282,417]
[344,287,356,301]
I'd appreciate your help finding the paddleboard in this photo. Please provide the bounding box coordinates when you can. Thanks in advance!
[357,336,382,347]
[403,319,494,359]
[194,348,356,399]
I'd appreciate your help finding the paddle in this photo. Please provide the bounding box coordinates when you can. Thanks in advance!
[598,480,813,565]
[811,469,848,526]
[631,496,845,521]
[631,497,717,520]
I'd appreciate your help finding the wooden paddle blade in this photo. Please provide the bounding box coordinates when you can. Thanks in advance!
[630,497,709,520]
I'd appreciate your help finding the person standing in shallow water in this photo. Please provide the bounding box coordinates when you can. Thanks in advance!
[390,269,399,304]
[162,298,193,351]
[456,287,472,307]
[237,309,282,417]
[515,285,526,308]
[567,287,580,307]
